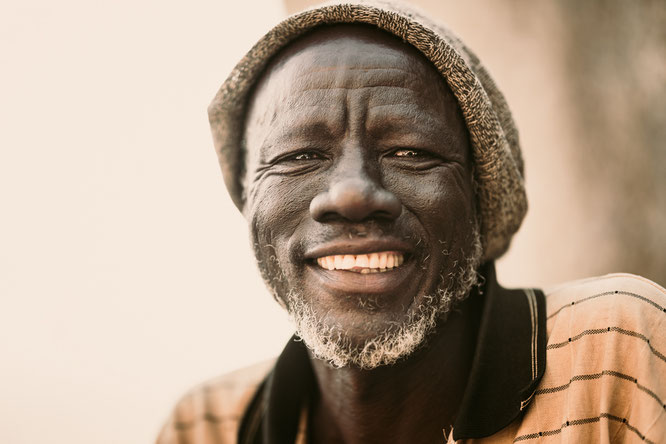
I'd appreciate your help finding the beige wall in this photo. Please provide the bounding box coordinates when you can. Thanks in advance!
[1,1,290,443]
[2,1,663,443]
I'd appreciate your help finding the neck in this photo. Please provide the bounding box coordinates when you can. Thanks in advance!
[308,290,483,444]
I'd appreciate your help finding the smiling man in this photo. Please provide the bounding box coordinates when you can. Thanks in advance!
[245,24,482,375]
[157,1,666,443]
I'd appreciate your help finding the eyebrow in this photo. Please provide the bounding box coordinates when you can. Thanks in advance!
[260,110,342,151]
[366,104,449,136]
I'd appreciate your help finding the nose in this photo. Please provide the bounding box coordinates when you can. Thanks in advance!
[309,176,402,223]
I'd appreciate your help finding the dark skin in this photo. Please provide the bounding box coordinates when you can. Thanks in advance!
[243,25,481,443]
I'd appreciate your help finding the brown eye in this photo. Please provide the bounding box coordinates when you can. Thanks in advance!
[291,152,320,161]
[386,148,442,171]
[393,149,425,158]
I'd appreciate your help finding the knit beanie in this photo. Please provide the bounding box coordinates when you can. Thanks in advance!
[208,0,527,261]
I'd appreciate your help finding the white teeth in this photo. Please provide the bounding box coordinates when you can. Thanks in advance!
[378,253,387,269]
[342,255,355,268]
[369,253,379,268]
[314,251,405,273]
[318,256,336,270]
[356,254,369,268]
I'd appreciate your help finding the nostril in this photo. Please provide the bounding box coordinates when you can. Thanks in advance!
[373,209,400,221]
[309,192,333,222]
[376,193,402,220]
[310,179,402,222]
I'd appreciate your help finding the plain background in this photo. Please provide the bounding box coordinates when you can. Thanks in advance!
[2,1,292,443]
[2,1,664,443]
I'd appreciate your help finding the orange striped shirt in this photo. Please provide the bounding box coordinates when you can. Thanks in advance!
[157,273,666,444]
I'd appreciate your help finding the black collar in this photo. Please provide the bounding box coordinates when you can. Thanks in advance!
[238,263,546,443]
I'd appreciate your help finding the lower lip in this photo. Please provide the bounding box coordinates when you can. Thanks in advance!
[305,259,415,295]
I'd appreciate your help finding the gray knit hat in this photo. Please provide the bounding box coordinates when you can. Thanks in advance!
[208,0,527,261]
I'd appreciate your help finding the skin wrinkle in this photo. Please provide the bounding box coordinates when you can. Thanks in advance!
[247,65,447,169]
[365,107,451,142]
[294,66,416,74]
[292,64,421,87]
[243,25,482,444]
[297,85,417,92]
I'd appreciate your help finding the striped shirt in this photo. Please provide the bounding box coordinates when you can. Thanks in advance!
[156,271,666,444]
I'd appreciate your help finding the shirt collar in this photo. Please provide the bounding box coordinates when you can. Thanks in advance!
[238,262,547,443]
[452,263,546,439]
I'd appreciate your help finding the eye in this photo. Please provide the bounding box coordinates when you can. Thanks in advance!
[269,150,327,175]
[393,148,425,158]
[391,148,438,160]
[290,151,321,161]
[278,151,323,163]
[386,147,442,171]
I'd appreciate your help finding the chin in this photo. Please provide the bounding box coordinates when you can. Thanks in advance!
[288,289,442,369]
[286,229,483,370]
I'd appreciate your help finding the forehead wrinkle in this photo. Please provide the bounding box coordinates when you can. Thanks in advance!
[366,107,450,144]
[256,37,441,114]
[293,68,420,92]
[293,66,417,79]
[284,78,422,104]
[296,85,418,95]
[364,87,422,109]
[258,105,343,151]
[288,36,427,69]
[247,29,454,152]
[366,104,445,129]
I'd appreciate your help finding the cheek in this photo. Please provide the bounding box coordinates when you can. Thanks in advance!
[388,167,476,227]
[247,195,297,305]
[246,174,324,271]
[247,165,332,222]
[247,178,309,234]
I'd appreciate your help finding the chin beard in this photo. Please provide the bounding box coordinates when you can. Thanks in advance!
[287,226,483,370]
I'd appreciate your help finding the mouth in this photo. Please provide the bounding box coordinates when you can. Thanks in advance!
[303,238,416,295]
[315,251,405,274]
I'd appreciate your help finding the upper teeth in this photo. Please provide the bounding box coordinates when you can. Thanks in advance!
[316,252,405,273]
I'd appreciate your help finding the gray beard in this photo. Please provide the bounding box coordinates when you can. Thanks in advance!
[287,227,483,370]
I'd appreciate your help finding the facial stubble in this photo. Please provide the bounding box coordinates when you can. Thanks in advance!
[255,225,483,370]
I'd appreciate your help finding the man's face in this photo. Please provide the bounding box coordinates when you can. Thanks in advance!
[243,26,480,368]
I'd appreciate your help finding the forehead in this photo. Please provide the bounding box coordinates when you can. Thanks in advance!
[270,28,433,78]
[243,24,466,166]
[248,25,450,110]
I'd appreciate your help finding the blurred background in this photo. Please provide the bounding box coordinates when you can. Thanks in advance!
[1,0,663,443]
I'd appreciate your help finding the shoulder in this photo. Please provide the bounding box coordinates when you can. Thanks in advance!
[544,272,666,339]
[544,272,666,307]
[156,359,275,444]
[543,273,666,384]
[513,273,666,443]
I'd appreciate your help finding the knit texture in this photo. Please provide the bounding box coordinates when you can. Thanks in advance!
[208,0,527,260]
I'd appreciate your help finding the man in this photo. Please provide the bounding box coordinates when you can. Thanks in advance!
[158,1,666,443]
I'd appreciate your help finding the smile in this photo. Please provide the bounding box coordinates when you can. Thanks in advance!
[315,251,405,273]
[303,238,415,294]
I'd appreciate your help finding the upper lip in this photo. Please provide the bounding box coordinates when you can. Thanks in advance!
[303,237,413,260]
